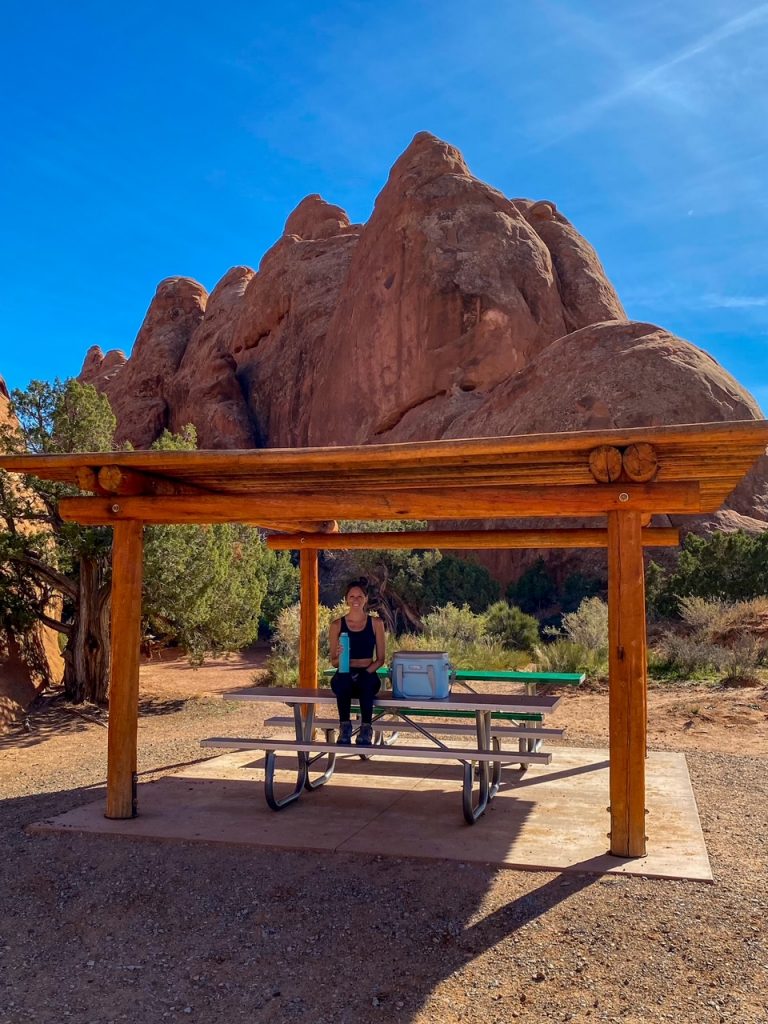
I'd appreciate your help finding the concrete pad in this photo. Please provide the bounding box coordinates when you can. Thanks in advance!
[28,746,712,882]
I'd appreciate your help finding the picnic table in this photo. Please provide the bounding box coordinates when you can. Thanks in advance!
[202,686,562,825]
[321,666,584,753]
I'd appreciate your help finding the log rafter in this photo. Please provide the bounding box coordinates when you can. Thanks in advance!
[57,482,702,526]
[266,527,680,550]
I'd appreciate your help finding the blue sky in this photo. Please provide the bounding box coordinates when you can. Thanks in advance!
[1,0,766,410]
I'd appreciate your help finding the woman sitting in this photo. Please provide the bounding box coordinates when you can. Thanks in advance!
[329,579,386,746]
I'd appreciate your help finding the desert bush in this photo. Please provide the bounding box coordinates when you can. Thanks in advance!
[533,597,609,679]
[646,529,768,616]
[265,601,347,685]
[506,557,557,613]
[483,601,540,651]
[398,632,529,672]
[651,634,725,680]
[532,639,605,677]
[678,595,768,645]
[717,637,768,686]
[651,596,768,683]
[421,603,487,647]
[560,597,609,654]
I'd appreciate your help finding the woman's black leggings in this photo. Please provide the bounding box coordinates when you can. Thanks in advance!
[330,670,381,724]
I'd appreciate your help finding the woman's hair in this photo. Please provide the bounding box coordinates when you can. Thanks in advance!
[344,578,368,598]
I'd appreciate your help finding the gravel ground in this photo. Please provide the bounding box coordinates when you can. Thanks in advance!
[1,680,767,1024]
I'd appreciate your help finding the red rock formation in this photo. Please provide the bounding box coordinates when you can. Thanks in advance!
[169,267,257,449]
[433,320,768,583]
[98,277,207,448]
[304,132,625,445]
[228,196,361,446]
[73,131,766,566]
[79,346,127,388]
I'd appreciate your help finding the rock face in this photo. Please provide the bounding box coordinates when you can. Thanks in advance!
[76,130,766,555]
[87,277,208,448]
[79,346,127,388]
[305,135,625,445]
[169,267,257,449]
[229,197,361,446]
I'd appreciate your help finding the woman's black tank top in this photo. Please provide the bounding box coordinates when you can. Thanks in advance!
[340,615,376,659]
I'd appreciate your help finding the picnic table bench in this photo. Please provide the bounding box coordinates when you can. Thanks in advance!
[201,686,562,825]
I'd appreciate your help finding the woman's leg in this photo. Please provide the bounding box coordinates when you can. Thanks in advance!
[330,672,353,722]
[356,671,382,725]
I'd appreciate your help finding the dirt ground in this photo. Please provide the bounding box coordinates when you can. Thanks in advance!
[1,651,766,1024]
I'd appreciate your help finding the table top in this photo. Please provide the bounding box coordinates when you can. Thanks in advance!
[321,667,584,684]
[224,686,560,715]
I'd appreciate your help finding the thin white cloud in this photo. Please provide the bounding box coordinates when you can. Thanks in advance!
[543,3,768,142]
[702,293,768,309]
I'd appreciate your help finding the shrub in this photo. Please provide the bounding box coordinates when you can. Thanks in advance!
[533,597,609,679]
[483,601,540,651]
[421,603,487,647]
[506,557,557,613]
[678,595,768,645]
[560,597,609,655]
[265,601,346,686]
[718,638,768,687]
[532,639,605,677]
[421,555,500,613]
[646,530,768,616]
[399,632,529,672]
[650,596,768,683]
[651,634,724,680]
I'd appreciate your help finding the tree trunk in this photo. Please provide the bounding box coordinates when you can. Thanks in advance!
[63,555,111,704]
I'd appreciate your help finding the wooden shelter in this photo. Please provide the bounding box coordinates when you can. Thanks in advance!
[2,419,767,859]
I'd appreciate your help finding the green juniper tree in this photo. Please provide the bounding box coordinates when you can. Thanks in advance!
[1,384,298,701]
[141,427,298,662]
[0,378,117,702]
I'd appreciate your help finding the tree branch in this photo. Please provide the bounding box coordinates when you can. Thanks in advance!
[37,611,71,636]
[9,553,78,600]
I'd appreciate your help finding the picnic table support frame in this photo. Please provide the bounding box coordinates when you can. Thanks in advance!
[607,510,648,857]
[105,520,144,819]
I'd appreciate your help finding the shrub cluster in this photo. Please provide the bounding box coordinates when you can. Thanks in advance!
[646,530,768,617]
[652,596,768,685]
[265,599,538,684]
[534,597,609,679]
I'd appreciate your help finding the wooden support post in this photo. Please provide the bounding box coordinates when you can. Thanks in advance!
[299,549,319,688]
[607,510,648,857]
[105,520,144,819]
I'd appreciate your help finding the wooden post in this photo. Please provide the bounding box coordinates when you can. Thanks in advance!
[607,510,648,857]
[105,520,144,819]
[299,549,319,688]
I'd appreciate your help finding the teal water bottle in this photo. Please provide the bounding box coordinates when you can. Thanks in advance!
[339,632,350,674]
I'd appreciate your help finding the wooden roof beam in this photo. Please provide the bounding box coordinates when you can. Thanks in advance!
[57,482,701,526]
[266,527,680,550]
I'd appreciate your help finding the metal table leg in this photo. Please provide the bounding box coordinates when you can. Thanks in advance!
[264,705,310,809]
[301,703,338,791]
[462,710,491,824]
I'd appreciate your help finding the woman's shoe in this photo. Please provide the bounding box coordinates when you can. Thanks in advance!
[338,721,353,745]
[355,724,374,746]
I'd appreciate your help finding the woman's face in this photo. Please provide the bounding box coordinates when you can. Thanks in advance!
[346,587,367,612]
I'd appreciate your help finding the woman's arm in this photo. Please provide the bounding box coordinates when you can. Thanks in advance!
[329,619,341,668]
[368,618,387,672]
